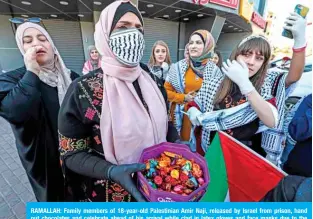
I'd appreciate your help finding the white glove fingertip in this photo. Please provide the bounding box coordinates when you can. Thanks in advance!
[226,59,232,67]
[238,59,248,70]
[221,67,227,74]
[222,62,229,70]
[290,12,298,16]
[292,12,301,17]
[285,21,295,26]
[283,26,292,31]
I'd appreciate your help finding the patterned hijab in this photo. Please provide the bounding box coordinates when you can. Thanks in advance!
[186,30,215,78]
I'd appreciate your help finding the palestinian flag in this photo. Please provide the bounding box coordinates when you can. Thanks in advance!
[200,132,286,202]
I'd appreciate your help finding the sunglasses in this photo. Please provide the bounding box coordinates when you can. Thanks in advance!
[9,17,42,24]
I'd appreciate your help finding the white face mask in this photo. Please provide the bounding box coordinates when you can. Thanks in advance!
[109,28,145,67]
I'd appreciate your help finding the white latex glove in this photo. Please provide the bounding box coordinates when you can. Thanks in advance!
[24,46,42,75]
[186,107,202,126]
[266,154,279,166]
[284,12,307,49]
[221,59,255,95]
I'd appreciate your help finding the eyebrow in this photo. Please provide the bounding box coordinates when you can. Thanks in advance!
[117,20,142,28]
[245,50,264,57]
[23,34,46,39]
[190,40,203,42]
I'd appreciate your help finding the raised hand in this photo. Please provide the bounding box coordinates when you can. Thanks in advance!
[284,12,307,49]
[24,46,43,75]
[221,59,255,95]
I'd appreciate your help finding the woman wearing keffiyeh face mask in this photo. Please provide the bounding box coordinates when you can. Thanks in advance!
[58,0,178,202]
[0,23,79,201]
[164,30,217,142]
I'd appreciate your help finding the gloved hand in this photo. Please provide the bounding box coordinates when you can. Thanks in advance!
[266,154,279,166]
[222,59,255,95]
[187,107,202,126]
[284,12,307,49]
[106,163,147,202]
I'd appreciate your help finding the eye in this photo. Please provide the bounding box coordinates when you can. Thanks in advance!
[23,39,32,44]
[118,25,128,30]
[38,36,47,42]
[23,37,32,44]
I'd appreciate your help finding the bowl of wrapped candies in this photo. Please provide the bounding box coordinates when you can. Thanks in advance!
[137,142,209,202]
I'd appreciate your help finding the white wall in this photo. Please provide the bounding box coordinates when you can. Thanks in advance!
[0,15,24,73]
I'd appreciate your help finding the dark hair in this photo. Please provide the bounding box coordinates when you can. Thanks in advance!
[191,32,205,44]
[110,2,143,35]
[214,50,223,68]
[214,37,271,105]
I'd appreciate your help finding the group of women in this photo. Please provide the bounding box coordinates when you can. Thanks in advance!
[0,0,308,202]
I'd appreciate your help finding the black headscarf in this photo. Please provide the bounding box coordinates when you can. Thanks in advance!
[110,2,143,35]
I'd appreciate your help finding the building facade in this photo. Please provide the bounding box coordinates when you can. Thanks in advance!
[0,0,268,74]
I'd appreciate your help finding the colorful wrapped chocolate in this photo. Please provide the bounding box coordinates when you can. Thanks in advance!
[137,142,209,202]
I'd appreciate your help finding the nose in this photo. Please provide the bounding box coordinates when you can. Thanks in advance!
[30,38,42,48]
[246,55,255,66]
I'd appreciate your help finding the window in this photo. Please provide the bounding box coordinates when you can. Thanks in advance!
[253,0,266,16]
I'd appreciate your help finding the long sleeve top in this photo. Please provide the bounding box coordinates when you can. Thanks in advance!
[284,94,312,177]
[58,67,178,202]
[0,66,79,201]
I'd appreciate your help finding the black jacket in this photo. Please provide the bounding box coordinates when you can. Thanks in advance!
[0,66,79,201]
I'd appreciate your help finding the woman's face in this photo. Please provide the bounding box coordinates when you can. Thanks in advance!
[112,12,143,33]
[188,34,204,58]
[22,28,54,65]
[236,49,265,77]
[154,45,167,64]
[90,49,99,60]
[211,53,219,64]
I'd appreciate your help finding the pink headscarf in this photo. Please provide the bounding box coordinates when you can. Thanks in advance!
[82,45,101,74]
[15,22,72,105]
[95,0,168,165]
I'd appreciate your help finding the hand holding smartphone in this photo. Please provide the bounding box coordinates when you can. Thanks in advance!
[282,4,309,39]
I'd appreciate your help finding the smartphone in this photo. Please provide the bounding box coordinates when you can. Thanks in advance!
[282,4,309,39]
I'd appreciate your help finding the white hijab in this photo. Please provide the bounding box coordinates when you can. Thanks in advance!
[15,22,72,105]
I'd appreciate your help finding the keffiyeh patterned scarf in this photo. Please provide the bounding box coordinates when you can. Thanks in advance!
[149,65,170,81]
[165,59,220,134]
[193,68,297,163]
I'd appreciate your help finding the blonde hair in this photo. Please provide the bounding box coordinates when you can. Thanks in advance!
[148,41,172,67]
[214,36,272,105]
